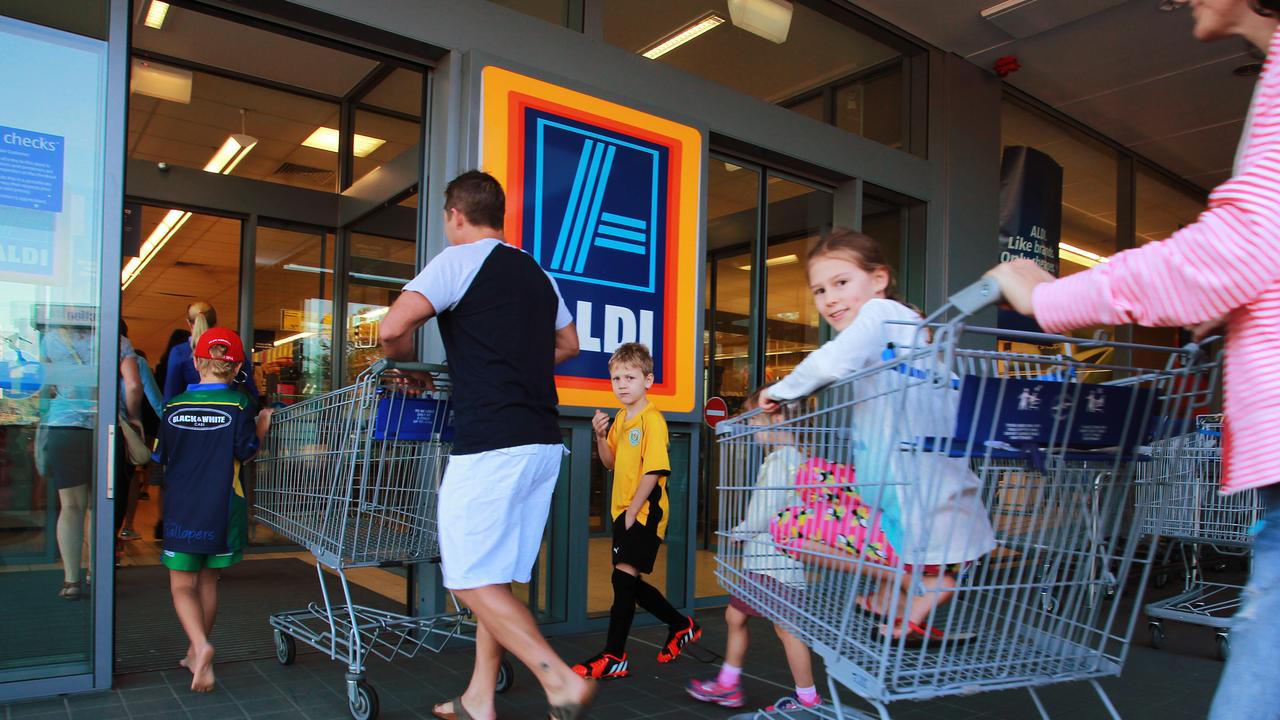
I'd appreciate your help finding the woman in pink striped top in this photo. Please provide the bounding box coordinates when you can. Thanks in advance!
[988,1,1279,716]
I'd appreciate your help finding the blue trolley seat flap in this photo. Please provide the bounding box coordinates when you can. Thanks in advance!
[926,377,1156,459]
[373,394,456,442]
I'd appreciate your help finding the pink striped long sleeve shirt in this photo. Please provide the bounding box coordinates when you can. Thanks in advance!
[1033,26,1280,494]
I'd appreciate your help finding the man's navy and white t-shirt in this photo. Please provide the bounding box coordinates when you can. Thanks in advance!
[402,237,572,589]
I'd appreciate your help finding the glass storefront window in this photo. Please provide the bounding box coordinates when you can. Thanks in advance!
[834,68,903,151]
[605,1,912,153]
[121,208,241,365]
[1001,100,1118,358]
[1132,168,1208,352]
[358,68,424,118]
[251,225,335,405]
[344,196,418,383]
[128,70,342,192]
[698,159,759,597]
[353,109,422,187]
[1137,167,1206,246]
[0,13,111,683]
[763,177,831,383]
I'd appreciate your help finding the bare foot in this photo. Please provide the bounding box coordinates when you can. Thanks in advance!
[179,645,194,669]
[882,573,958,638]
[189,644,215,692]
[546,671,595,717]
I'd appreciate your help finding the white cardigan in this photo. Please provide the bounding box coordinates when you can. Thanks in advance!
[770,299,996,567]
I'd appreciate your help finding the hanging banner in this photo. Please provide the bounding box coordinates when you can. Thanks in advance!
[998,145,1062,334]
[480,66,701,414]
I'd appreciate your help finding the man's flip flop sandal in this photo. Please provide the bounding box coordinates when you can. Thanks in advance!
[431,696,476,720]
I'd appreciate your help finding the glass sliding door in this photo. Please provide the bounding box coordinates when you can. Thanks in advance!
[0,8,116,695]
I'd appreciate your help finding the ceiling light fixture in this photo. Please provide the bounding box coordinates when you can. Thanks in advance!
[273,331,317,347]
[144,0,170,29]
[130,59,192,103]
[728,0,794,44]
[204,108,258,176]
[301,127,386,157]
[283,264,408,286]
[1058,242,1110,268]
[122,209,191,289]
[641,13,725,59]
[737,254,800,270]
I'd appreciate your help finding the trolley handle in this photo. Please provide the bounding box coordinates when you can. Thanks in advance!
[941,277,1003,319]
[373,359,448,375]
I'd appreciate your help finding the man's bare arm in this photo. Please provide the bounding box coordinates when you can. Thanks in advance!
[379,292,437,361]
[554,322,580,365]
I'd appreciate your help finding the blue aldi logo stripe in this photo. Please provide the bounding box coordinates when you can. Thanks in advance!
[525,109,669,383]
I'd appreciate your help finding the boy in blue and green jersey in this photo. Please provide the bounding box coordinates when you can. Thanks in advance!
[156,327,270,693]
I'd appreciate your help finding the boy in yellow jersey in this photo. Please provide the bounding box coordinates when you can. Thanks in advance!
[572,343,700,680]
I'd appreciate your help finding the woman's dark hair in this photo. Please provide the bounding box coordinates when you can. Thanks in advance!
[164,328,191,351]
[1253,0,1280,16]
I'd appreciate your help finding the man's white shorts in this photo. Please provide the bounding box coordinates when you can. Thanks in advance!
[437,443,564,590]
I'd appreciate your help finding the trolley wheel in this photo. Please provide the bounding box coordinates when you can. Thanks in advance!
[1152,570,1170,589]
[273,629,296,666]
[496,658,515,694]
[1148,623,1166,650]
[348,680,379,720]
[1216,633,1230,662]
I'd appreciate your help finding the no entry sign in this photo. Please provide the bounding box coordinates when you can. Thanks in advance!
[704,396,728,428]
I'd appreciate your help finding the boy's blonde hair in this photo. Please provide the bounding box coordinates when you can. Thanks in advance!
[608,342,653,375]
[195,344,239,383]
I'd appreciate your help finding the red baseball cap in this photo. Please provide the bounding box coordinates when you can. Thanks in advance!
[193,327,245,364]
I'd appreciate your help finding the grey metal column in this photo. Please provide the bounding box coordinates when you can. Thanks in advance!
[96,0,130,691]
[238,214,257,345]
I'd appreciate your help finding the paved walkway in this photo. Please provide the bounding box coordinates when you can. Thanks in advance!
[2,607,1230,720]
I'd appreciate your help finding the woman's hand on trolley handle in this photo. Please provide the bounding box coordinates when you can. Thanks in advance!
[984,259,1055,317]
[387,366,437,391]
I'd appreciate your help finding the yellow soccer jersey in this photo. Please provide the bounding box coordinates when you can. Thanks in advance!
[607,402,672,538]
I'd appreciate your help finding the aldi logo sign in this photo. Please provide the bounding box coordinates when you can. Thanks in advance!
[481,67,701,413]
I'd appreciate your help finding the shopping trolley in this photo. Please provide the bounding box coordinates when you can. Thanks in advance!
[715,279,1219,720]
[253,360,513,720]
[1137,415,1264,660]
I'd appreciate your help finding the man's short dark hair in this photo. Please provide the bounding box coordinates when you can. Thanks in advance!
[444,171,505,230]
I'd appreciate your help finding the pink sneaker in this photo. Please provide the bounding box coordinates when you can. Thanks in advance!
[686,678,746,708]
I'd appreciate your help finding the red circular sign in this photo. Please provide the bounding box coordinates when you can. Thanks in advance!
[704,396,729,428]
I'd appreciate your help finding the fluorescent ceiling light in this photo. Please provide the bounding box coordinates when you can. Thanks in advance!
[144,1,170,29]
[1059,242,1110,268]
[283,264,408,286]
[130,59,192,104]
[641,13,725,59]
[737,254,799,270]
[122,209,191,289]
[301,127,386,158]
[359,307,389,321]
[204,133,257,175]
[274,331,316,347]
[728,0,794,44]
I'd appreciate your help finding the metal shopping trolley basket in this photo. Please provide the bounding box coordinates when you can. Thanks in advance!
[715,279,1219,720]
[1137,415,1265,660]
[253,360,513,720]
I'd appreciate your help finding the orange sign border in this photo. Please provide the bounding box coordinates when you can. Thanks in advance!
[480,66,702,414]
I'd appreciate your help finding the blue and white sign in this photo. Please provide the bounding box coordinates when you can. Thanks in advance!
[374,395,456,442]
[524,109,669,383]
[0,125,65,213]
[953,378,1154,450]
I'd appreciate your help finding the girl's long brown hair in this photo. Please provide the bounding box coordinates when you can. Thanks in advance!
[806,227,916,312]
